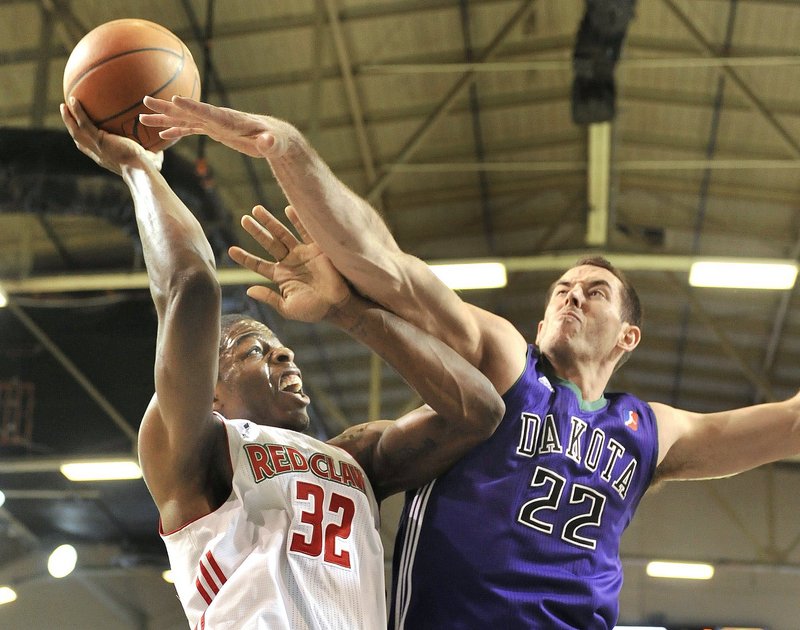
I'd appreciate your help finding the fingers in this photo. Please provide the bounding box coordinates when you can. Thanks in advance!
[60,102,103,163]
[60,102,78,134]
[66,97,90,126]
[228,245,285,315]
[249,206,299,258]
[138,113,181,128]
[245,286,283,313]
[169,95,212,114]
[62,98,91,137]
[138,114,198,137]
[228,246,276,280]
[141,95,215,124]
[140,95,198,130]
[142,95,194,115]
[157,126,202,139]
[239,215,287,263]
[284,206,313,244]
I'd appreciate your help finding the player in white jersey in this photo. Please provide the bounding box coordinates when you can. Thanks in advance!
[163,417,386,629]
[61,99,504,629]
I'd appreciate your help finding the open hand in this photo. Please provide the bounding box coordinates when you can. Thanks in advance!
[140,96,296,159]
[60,98,163,175]
[229,205,351,323]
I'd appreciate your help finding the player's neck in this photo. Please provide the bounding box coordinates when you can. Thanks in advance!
[543,352,612,403]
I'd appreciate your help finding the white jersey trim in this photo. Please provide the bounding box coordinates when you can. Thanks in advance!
[393,479,437,630]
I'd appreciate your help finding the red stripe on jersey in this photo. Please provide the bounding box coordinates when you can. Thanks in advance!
[199,563,220,594]
[205,551,227,585]
[193,612,206,630]
[195,577,212,605]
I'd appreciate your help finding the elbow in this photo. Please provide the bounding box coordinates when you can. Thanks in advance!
[155,260,220,314]
[470,387,506,441]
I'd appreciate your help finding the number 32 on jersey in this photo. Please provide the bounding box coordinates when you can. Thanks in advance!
[289,480,356,568]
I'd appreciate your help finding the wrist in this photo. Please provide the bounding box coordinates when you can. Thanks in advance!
[324,292,366,331]
[264,116,308,159]
[121,155,158,180]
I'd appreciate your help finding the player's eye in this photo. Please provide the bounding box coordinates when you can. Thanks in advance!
[246,345,264,357]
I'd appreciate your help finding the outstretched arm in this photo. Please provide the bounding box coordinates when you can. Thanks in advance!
[652,395,800,481]
[230,206,505,501]
[62,99,224,532]
[139,97,528,393]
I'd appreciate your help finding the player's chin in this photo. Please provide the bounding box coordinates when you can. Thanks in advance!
[275,398,311,431]
[278,389,310,407]
[282,410,311,433]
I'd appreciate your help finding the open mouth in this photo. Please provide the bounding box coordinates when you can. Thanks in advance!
[278,373,304,395]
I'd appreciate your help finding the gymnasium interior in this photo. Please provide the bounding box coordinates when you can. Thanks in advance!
[1,1,800,628]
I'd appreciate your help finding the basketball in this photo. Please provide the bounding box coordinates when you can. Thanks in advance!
[63,18,201,151]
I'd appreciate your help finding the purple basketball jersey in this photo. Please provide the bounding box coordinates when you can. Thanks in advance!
[390,346,658,629]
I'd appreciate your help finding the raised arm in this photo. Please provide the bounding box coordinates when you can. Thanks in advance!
[62,99,224,531]
[228,206,505,501]
[139,97,528,393]
[652,395,800,481]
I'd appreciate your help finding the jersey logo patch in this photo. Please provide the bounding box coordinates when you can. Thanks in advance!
[538,376,554,392]
[625,410,639,431]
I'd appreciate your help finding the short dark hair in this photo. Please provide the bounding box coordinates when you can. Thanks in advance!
[219,313,275,354]
[545,256,642,327]
[217,314,278,384]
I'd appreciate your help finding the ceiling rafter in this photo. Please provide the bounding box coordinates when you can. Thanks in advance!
[662,0,800,158]
[365,0,539,203]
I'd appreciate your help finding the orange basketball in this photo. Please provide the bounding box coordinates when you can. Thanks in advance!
[63,18,201,151]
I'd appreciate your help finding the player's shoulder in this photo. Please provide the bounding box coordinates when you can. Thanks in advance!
[327,421,387,461]
[647,401,697,466]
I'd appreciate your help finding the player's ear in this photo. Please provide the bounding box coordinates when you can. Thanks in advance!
[212,386,223,413]
[535,320,544,345]
[618,323,641,353]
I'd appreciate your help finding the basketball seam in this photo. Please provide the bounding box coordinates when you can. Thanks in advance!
[65,47,185,97]
[94,57,189,126]
[63,20,199,151]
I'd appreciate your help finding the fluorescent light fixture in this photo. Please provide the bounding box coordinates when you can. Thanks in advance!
[48,544,77,578]
[0,489,4,508]
[689,260,798,290]
[0,287,7,308]
[162,569,175,584]
[646,560,714,580]
[429,262,507,290]
[0,586,16,605]
[60,460,142,481]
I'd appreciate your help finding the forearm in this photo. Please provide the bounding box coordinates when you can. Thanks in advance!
[266,127,404,292]
[123,162,217,307]
[326,293,503,431]
[265,126,491,356]
[123,161,221,435]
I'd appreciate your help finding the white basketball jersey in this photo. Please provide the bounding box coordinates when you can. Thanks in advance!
[161,415,386,630]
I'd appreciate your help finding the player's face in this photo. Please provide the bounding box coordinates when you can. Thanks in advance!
[216,319,310,431]
[536,265,639,369]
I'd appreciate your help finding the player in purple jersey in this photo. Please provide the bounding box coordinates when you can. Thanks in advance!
[140,97,800,629]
